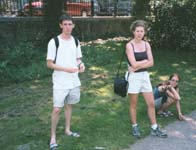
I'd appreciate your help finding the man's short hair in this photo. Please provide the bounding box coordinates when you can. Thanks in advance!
[59,14,73,24]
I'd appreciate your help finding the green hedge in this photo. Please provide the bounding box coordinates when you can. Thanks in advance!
[149,0,196,51]
[0,19,49,86]
[0,17,134,86]
[0,42,51,86]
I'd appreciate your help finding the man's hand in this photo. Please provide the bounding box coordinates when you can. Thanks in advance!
[78,63,85,73]
[65,67,79,73]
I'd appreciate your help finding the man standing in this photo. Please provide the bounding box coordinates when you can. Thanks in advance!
[47,14,85,150]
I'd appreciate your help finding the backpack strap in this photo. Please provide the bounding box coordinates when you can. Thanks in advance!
[53,36,59,64]
[53,36,78,64]
[73,36,79,48]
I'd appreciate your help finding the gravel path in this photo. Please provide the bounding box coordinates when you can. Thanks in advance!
[128,111,196,150]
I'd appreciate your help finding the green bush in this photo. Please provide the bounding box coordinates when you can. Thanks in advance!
[149,0,196,51]
[0,42,50,86]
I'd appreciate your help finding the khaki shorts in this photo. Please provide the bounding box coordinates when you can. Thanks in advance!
[53,86,80,107]
[126,71,153,94]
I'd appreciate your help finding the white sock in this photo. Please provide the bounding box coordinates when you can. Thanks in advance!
[132,124,138,127]
[151,124,158,130]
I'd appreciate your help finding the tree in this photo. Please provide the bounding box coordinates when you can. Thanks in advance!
[44,0,64,40]
[132,0,150,18]
[149,0,196,51]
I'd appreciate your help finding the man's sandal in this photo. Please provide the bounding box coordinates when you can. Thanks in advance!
[50,143,58,150]
[67,132,80,137]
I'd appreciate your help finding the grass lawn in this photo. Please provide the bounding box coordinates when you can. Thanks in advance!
[0,39,196,150]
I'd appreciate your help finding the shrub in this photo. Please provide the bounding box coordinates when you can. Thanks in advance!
[0,42,50,86]
[149,0,196,51]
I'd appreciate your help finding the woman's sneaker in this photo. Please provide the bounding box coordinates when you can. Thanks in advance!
[132,125,141,138]
[151,127,167,138]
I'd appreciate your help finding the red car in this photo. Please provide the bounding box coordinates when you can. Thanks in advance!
[66,0,100,17]
[20,1,43,16]
[19,0,100,17]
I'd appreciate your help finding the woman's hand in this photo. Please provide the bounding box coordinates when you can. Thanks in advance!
[128,66,136,72]
[165,85,172,90]
[178,113,185,121]
[161,85,170,91]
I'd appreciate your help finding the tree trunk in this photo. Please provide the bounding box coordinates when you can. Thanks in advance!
[44,0,64,39]
[133,0,150,18]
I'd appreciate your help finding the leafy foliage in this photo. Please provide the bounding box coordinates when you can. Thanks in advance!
[132,0,150,18]
[44,0,64,40]
[0,41,50,86]
[149,0,196,51]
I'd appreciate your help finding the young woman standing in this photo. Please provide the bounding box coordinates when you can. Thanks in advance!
[126,20,167,138]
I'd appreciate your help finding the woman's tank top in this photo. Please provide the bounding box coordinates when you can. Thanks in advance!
[127,42,148,72]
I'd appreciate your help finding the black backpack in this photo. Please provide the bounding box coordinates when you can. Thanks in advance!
[53,36,79,63]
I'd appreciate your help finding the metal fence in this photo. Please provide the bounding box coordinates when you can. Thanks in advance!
[0,0,132,17]
[0,0,22,16]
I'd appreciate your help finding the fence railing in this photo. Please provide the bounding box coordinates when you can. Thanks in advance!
[0,0,132,17]
[0,0,23,16]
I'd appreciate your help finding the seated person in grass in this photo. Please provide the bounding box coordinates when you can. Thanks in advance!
[153,73,185,120]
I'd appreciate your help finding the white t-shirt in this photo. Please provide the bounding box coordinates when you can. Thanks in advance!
[47,35,82,90]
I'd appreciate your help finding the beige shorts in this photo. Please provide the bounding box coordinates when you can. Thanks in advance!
[126,71,153,94]
[53,86,80,107]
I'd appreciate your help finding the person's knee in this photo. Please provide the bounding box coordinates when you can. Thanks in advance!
[130,103,137,110]
[166,98,175,105]
[52,107,61,115]
[148,100,155,108]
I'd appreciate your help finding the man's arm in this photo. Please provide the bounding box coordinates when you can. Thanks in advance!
[47,60,78,73]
